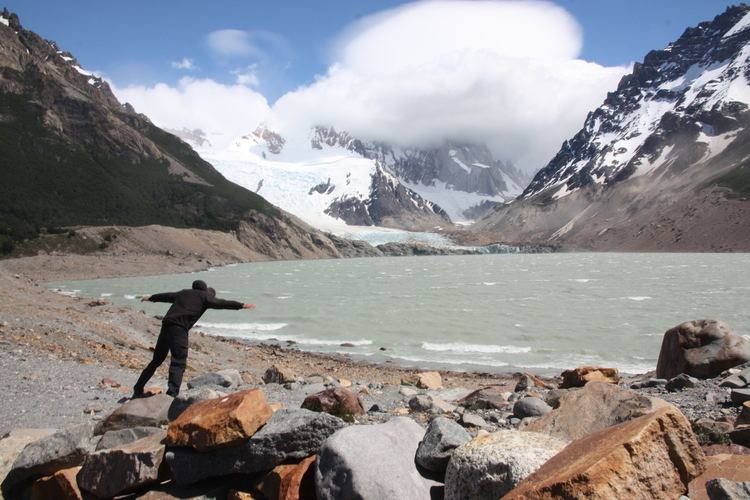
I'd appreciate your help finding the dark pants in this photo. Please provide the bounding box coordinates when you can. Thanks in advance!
[134,323,189,396]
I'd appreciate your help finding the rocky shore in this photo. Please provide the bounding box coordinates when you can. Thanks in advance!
[1,318,750,499]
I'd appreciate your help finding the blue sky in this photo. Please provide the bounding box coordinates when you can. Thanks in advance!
[4,1,745,170]
[4,0,741,102]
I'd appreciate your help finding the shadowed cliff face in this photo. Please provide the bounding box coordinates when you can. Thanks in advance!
[473,5,750,251]
[0,10,370,259]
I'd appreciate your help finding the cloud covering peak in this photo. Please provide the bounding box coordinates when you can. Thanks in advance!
[115,0,629,171]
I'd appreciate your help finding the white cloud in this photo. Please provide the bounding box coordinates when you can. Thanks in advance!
[206,29,288,60]
[113,77,271,149]
[171,57,196,70]
[271,0,629,171]
[232,64,260,87]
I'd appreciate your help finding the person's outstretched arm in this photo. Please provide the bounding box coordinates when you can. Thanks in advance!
[141,292,177,303]
[206,296,256,310]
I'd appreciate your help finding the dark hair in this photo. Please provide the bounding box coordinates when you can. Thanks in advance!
[192,280,208,291]
[208,287,216,298]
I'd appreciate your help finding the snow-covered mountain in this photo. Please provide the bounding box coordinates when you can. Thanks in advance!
[474,4,750,251]
[184,125,528,233]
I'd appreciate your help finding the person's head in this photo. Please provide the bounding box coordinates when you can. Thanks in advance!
[208,287,216,298]
[192,280,208,291]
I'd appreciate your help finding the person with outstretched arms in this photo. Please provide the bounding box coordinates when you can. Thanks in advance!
[133,279,255,398]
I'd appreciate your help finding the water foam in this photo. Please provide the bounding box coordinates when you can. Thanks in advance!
[421,342,531,354]
[625,296,652,301]
[197,322,288,332]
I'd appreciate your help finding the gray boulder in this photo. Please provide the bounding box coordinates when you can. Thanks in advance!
[96,426,165,451]
[167,408,344,485]
[409,395,433,412]
[168,387,225,420]
[444,430,567,499]
[513,397,552,418]
[97,394,173,433]
[460,413,488,428]
[316,417,440,500]
[186,369,241,390]
[1,423,99,496]
[706,478,750,500]
[0,429,56,487]
[78,431,166,498]
[731,388,750,405]
[416,417,471,473]
[666,373,698,392]
[719,375,748,388]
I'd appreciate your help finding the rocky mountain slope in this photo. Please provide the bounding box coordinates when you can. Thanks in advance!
[192,125,528,233]
[0,10,362,260]
[474,4,750,251]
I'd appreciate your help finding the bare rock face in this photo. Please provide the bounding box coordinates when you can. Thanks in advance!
[444,430,567,500]
[258,455,317,500]
[505,407,706,500]
[30,466,82,500]
[656,320,750,379]
[301,388,364,420]
[560,366,620,388]
[98,394,173,434]
[521,382,669,442]
[167,388,273,451]
[77,432,166,498]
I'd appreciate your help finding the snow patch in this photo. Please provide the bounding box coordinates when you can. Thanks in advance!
[0,16,8,27]
[724,10,750,38]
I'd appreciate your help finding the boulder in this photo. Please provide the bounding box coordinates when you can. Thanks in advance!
[731,388,750,405]
[168,387,226,420]
[444,430,566,499]
[666,373,699,391]
[97,394,173,433]
[96,426,164,451]
[167,409,344,485]
[719,375,748,389]
[30,466,82,500]
[560,366,620,388]
[736,401,750,426]
[505,407,705,499]
[1,423,98,497]
[301,387,364,420]
[0,429,56,486]
[460,413,488,428]
[417,371,442,390]
[521,381,668,441]
[729,426,750,447]
[706,478,750,500]
[656,320,750,380]
[316,417,439,500]
[167,388,273,451]
[513,397,552,419]
[77,431,166,498]
[416,417,471,473]
[693,418,734,445]
[687,453,750,500]
[399,386,418,397]
[456,385,509,410]
[258,455,317,500]
[187,369,242,390]
[263,365,296,384]
[430,398,457,414]
[409,395,433,412]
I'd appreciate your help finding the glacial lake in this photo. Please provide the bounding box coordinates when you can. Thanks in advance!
[48,253,750,376]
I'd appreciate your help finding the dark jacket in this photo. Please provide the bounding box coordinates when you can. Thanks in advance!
[148,289,243,330]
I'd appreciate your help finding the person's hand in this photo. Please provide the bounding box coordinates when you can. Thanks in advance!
[243,303,256,309]
[140,295,150,302]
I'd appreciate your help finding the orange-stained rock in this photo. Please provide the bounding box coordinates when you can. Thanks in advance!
[505,407,706,500]
[167,388,273,451]
[688,453,750,500]
[521,382,668,442]
[417,371,442,390]
[301,388,364,420]
[30,467,82,500]
[259,455,316,500]
[560,366,620,388]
